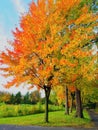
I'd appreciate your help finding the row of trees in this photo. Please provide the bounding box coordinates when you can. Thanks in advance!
[0,0,98,122]
[0,85,97,108]
[0,91,41,104]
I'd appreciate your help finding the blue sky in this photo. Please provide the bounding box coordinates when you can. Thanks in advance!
[0,0,37,95]
[0,0,33,50]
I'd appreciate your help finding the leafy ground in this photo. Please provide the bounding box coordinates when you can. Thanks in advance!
[0,110,92,127]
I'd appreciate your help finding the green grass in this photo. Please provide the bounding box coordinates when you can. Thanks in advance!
[0,110,92,127]
[95,108,98,113]
[0,103,92,127]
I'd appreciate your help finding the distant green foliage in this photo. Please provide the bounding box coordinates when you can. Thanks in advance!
[49,91,58,105]
[0,103,63,117]
[29,90,41,104]
[15,92,22,104]
[0,90,41,105]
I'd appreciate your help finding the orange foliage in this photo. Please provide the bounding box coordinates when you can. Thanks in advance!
[69,86,76,92]
[0,0,97,93]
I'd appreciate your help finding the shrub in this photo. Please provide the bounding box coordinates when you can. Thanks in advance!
[0,103,63,117]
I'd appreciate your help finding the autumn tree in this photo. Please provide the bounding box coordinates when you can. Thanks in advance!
[81,78,98,108]
[0,0,98,122]
[53,85,65,106]
[51,0,98,118]
[0,91,11,103]
[68,86,76,113]
[0,0,58,122]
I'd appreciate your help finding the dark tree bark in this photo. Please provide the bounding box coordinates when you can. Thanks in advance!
[65,86,69,115]
[75,88,84,118]
[44,85,51,123]
[70,92,75,113]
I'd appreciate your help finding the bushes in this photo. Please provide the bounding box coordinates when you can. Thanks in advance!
[49,104,64,112]
[0,103,40,117]
[0,103,62,117]
[83,102,96,109]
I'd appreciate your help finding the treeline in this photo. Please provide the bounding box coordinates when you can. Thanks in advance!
[0,90,41,104]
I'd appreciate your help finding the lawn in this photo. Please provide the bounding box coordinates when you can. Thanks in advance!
[0,110,92,127]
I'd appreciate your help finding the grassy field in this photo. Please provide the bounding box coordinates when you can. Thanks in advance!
[0,110,92,127]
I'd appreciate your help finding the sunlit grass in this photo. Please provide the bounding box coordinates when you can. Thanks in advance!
[0,110,92,127]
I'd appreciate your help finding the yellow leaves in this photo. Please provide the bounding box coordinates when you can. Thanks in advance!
[60,58,67,65]
[81,6,88,14]
[38,65,52,79]
[11,58,26,75]
[57,0,80,13]
[80,65,89,77]
[60,58,76,67]
[71,74,78,82]
[80,57,96,80]
[75,13,89,24]
[73,49,91,58]
[1,93,11,103]
[50,23,57,35]
[52,58,59,65]
[19,58,26,67]
[32,78,40,85]
[75,5,92,25]
[54,85,65,105]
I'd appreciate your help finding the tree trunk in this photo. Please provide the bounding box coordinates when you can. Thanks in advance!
[44,86,51,123]
[70,92,74,113]
[65,86,69,115]
[75,88,84,118]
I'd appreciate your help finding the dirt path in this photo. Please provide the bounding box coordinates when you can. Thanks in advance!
[88,109,98,128]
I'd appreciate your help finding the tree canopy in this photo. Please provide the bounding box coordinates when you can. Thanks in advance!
[0,0,98,122]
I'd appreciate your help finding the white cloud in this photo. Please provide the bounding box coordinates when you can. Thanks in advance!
[11,0,26,15]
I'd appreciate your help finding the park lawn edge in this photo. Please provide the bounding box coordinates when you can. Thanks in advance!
[0,110,93,128]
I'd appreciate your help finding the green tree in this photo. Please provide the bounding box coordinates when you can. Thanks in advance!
[10,94,15,104]
[15,92,22,104]
[23,92,30,104]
